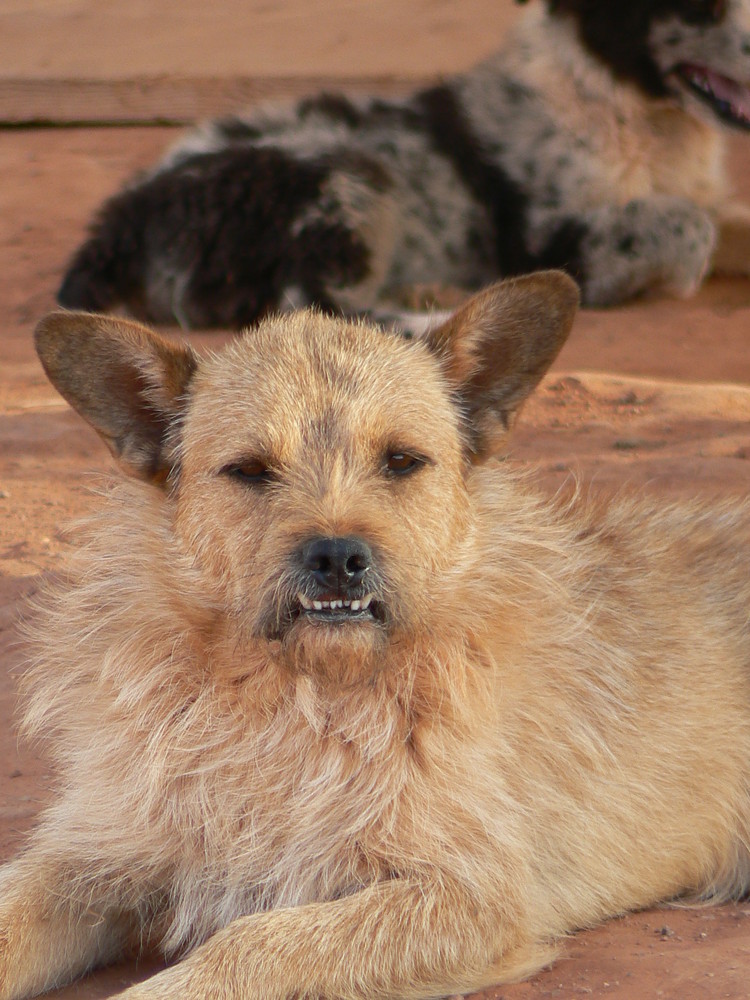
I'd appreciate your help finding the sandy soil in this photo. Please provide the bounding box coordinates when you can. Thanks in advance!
[2,118,750,998]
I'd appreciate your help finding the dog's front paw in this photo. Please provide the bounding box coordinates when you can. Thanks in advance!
[116,977,254,1000]
[658,200,717,298]
[576,197,717,305]
[113,959,246,1000]
[116,979,175,1000]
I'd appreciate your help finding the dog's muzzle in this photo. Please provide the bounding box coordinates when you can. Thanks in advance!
[296,535,384,624]
[675,63,750,130]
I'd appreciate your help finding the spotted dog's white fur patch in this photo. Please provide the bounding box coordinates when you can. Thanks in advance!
[59,0,750,328]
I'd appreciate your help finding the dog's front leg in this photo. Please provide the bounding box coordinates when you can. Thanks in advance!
[712,202,750,276]
[118,876,531,1000]
[0,854,136,1000]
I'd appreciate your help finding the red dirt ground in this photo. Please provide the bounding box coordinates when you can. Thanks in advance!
[2,125,750,999]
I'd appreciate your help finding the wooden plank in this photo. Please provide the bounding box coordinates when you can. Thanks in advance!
[0,75,422,125]
[0,1,520,123]
[0,1,514,80]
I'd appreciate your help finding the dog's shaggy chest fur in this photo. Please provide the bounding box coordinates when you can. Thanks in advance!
[1,272,750,999]
[57,0,750,327]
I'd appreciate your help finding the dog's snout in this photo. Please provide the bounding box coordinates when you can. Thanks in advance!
[302,536,372,592]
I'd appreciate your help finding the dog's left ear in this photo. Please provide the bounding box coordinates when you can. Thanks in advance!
[425,271,578,462]
[34,312,198,484]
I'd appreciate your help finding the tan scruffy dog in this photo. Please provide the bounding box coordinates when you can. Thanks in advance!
[3,270,750,1000]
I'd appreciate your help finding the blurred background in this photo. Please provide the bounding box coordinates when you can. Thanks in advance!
[0,0,519,123]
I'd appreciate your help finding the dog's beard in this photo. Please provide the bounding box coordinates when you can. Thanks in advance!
[280,616,390,686]
[252,570,394,686]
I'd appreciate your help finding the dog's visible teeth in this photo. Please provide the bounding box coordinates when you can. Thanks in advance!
[679,64,750,129]
[298,593,375,614]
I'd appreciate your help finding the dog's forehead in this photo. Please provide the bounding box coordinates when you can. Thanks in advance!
[185,312,453,455]
[207,312,441,398]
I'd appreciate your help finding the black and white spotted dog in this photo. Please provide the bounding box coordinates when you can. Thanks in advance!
[59,0,750,328]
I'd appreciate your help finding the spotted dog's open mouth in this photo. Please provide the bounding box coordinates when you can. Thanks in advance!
[676,64,750,130]
[297,591,383,624]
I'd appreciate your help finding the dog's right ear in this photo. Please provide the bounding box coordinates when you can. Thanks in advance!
[424,271,579,461]
[34,312,198,485]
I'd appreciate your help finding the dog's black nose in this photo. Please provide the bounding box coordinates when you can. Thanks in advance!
[302,536,372,592]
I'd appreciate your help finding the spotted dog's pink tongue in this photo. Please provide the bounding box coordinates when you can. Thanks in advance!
[680,63,750,125]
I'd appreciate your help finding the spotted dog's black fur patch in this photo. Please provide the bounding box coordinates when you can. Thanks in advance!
[416,85,534,276]
[59,0,750,326]
[60,148,377,327]
[535,0,729,96]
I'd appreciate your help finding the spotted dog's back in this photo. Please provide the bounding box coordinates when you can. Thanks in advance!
[58,89,535,328]
[59,0,750,327]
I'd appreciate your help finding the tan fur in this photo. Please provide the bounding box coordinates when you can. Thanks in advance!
[2,271,750,999]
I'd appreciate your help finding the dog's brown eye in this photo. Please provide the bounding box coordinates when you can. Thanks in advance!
[224,459,273,485]
[384,451,424,476]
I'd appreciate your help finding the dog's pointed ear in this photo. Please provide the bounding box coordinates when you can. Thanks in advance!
[34,312,198,484]
[424,271,578,462]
